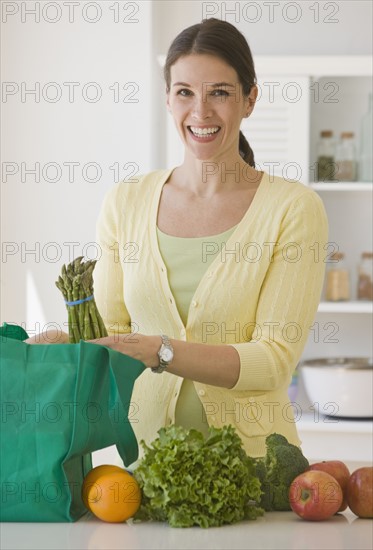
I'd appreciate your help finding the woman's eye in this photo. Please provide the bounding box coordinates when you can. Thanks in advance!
[177,89,192,97]
[212,89,229,97]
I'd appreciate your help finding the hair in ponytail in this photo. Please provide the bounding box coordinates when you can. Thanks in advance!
[164,18,257,168]
[239,131,255,167]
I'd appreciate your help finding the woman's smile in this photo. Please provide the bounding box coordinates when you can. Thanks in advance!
[187,125,221,142]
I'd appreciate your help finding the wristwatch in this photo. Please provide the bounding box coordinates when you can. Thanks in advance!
[151,334,174,373]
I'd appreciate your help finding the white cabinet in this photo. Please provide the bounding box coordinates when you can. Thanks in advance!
[298,59,372,362]
[241,75,310,181]
[296,412,373,470]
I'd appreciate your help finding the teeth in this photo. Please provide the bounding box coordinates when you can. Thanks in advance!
[190,126,220,136]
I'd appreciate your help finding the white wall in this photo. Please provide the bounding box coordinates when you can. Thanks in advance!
[1,1,154,330]
[153,0,373,56]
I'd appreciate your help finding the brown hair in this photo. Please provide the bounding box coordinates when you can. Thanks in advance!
[164,18,257,167]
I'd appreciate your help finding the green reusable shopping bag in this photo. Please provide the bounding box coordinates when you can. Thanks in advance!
[0,323,145,522]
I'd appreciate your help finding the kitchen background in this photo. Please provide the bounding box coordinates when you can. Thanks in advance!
[1,1,372,463]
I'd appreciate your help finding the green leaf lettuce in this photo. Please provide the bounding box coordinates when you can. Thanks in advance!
[133,425,263,528]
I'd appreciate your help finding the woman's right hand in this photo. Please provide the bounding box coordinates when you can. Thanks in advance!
[25,329,69,344]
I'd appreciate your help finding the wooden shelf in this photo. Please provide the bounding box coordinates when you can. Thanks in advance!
[318,301,373,313]
[310,182,373,191]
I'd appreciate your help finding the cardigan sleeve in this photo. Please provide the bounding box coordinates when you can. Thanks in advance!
[229,190,329,392]
[94,184,132,336]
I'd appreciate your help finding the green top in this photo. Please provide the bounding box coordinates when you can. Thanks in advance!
[156,224,238,435]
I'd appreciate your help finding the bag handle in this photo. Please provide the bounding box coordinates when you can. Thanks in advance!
[0,322,29,341]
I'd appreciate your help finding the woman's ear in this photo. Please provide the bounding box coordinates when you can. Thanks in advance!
[166,91,171,113]
[245,84,258,117]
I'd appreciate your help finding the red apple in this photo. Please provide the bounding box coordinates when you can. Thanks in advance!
[347,467,373,518]
[308,460,350,512]
[289,470,343,521]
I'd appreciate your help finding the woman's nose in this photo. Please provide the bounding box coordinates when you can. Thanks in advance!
[191,96,212,120]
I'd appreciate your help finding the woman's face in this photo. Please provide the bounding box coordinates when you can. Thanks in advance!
[166,53,257,162]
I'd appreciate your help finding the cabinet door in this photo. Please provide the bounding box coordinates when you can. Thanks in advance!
[242,75,310,184]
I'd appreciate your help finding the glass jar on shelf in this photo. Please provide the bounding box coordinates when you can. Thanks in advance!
[357,252,373,301]
[335,132,357,182]
[317,130,336,182]
[325,252,350,301]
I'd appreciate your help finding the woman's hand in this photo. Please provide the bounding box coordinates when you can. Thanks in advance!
[88,333,161,369]
[24,328,160,368]
[25,329,69,345]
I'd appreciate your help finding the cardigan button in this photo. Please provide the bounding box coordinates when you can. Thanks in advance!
[198,389,205,397]
[191,300,197,307]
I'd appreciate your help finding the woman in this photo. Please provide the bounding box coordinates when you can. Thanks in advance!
[91,18,328,459]
[31,18,328,459]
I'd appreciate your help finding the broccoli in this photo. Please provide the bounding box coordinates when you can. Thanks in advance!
[255,433,309,511]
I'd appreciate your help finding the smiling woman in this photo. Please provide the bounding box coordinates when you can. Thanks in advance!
[93,18,328,460]
[164,20,257,169]
[166,53,257,166]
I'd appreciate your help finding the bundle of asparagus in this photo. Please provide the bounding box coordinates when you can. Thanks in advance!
[56,256,108,343]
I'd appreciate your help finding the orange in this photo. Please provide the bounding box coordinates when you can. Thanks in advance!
[82,465,125,510]
[83,467,141,523]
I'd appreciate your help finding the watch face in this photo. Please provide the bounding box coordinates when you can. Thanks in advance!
[161,348,173,362]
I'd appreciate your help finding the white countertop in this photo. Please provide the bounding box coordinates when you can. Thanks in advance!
[1,510,372,550]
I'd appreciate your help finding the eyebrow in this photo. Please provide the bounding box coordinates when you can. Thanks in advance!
[172,82,236,88]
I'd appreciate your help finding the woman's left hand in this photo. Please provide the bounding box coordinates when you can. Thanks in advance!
[88,333,161,369]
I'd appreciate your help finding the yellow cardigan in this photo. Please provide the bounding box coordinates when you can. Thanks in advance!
[94,168,328,458]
